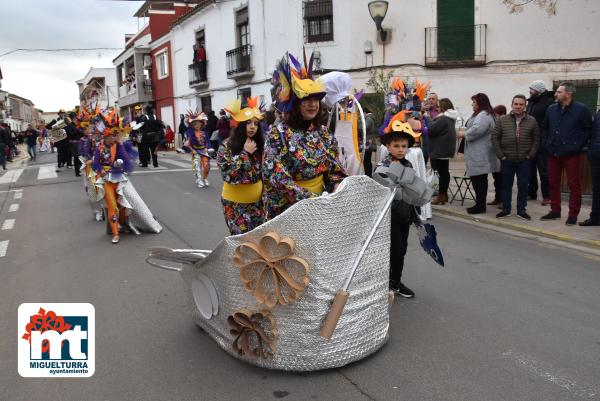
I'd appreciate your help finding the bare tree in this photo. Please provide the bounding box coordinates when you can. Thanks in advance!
[501,0,558,15]
[364,68,395,127]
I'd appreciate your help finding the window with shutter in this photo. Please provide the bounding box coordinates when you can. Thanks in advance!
[237,88,252,107]
[553,80,599,112]
[200,95,212,114]
[303,0,333,43]
[236,8,249,47]
[437,0,474,62]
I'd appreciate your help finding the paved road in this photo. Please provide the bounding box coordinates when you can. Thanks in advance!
[1,151,599,401]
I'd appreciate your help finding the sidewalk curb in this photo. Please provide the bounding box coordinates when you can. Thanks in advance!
[432,205,600,257]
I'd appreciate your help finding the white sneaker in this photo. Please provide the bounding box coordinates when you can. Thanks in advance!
[196,179,205,188]
[203,178,210,187]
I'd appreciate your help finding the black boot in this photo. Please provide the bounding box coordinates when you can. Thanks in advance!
[467,205,486,214]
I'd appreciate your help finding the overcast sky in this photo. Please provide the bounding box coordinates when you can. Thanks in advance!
[0,0,144,112]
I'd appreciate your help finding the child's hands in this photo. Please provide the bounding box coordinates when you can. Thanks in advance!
[243,139,257,154]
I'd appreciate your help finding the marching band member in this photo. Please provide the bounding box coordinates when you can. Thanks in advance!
[217,97,265,235]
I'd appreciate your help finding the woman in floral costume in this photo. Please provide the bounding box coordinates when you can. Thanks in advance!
[263,51,347,219]
[217,97,265,235]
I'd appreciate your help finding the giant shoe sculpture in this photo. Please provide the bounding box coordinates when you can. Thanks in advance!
[146,176,393,371]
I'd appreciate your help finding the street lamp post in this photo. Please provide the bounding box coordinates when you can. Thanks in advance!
[368,1,390,64]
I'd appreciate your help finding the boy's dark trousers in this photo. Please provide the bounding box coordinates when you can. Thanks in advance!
[390,220,410,284]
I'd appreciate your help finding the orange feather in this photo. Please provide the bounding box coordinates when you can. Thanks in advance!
[247,96,259,108]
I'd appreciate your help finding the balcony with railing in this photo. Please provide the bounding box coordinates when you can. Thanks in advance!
[425,24,486,67]
[226,45,253,79]
[116,77,153,107]
[188,61,208,89]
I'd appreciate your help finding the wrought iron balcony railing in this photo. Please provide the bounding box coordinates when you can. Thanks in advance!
[226,45,253,77]
[188,62,208,87]
[425,24,486,67]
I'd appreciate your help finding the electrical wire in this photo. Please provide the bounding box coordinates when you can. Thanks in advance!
[0,48,124,58]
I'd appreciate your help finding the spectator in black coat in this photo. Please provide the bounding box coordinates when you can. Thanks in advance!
[579,109,600,227]
[0,123,10,169]
[540,82,593,225]
[178,114,187,146]
[429,98,459,205]
[205,110,218,138]
[25,124,39,161]
[216,109,230,145]
[526,80,555,204]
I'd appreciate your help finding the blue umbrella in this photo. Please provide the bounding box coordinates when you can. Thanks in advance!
[414,221,445,267]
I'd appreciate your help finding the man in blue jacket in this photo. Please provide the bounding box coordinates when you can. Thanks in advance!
[540,82,593,225]
[579,110,600,226]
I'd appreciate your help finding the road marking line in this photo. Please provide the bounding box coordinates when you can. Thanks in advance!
[130,166,219,175]
[0,168,24,184]
[131,168,189,175]
[14,191,23,199]
[2,219,15,230]
[502,350,597,398]
[37,164,58,180]
[0,240,8,257]
[8,204,19,212]
[160,159,192,169]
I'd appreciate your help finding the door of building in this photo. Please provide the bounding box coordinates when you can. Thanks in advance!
[160,105,174,135]
[437,0,474,62]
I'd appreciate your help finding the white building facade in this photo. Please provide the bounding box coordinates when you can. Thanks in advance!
[169,0,599,121]
[112,26,154,113]
[76,67,119,110]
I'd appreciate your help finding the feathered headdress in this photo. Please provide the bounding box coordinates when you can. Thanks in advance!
[224,96,263,128]
[272,49,325,112]
[186,108,208,125]
[101,108,132,138]
[381,111,420,146]
[387,77,430,111]
[75,106,92,130]
[379,77,431,135]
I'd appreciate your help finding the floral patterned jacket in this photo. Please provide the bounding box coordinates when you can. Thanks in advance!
[217,140,262,185]
[262,123,347,218]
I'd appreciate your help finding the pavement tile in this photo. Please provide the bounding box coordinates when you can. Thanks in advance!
[432,159,600,252]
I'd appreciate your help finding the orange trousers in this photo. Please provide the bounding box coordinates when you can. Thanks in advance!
[193,154,210,180]
[103,181,126,236]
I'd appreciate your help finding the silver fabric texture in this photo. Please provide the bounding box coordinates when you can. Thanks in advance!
[121,181,163,234]
[192,153,203,184]
[95,175,162,234]
[372,160,433,207]
[406,147,432,219]
[83,167,103,215]
[176,175,391,371]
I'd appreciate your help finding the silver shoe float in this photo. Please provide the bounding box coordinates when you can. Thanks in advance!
[146,174,435,371]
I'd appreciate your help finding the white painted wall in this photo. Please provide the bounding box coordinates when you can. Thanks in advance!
[170,0,600,118]
[160,105,175,131]
[77,68,119,110]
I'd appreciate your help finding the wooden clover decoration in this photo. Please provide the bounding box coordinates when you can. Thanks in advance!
[233,232,310,308]
[227,308,278,359]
